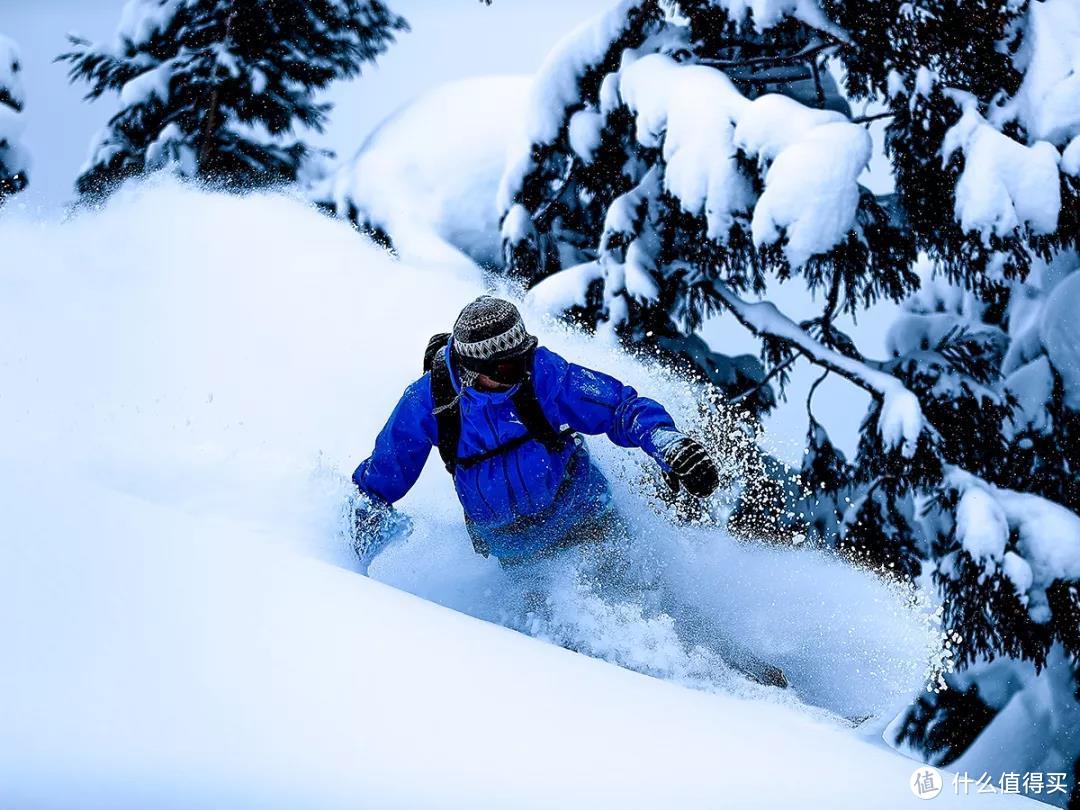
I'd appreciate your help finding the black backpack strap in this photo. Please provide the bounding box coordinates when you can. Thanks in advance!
[455,425,574,471]
[428,346,572,475]
[454,372,573,470]
[429,347,462,474]
[424,332,452,373]
[510,372,564,451]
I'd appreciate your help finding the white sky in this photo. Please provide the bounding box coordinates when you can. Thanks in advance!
[0,0,612,211]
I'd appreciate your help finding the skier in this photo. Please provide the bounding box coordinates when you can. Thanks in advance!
[351,295,720,568]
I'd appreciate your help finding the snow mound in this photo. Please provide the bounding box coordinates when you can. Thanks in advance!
[943,102,1061,240]
[1000,0,1080,145]
[947,469,1080,624]
[1040,269,1080,410]
[328,75,530,272]
[0,180,967,807]
[615,55,751,242]
[610,54,872,267]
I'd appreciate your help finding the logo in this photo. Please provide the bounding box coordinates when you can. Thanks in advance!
[911,767,943,800]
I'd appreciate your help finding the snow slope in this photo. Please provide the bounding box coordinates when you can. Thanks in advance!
[0,181,1039,808]
[327,75,530,272]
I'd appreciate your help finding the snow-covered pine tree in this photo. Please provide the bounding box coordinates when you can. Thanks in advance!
[499,0,1080,791]
[61,0,407,198]
[890,263,1080,796]
[496,0,918,411]
[797,378,923,577]
[854,0,1080,786]
[0,33,29,202]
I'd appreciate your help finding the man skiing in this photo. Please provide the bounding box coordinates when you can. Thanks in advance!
[351,296,721,568]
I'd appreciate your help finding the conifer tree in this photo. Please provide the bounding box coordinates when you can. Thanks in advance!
[62,0,407,198]
[499,0,1080,782]
[0,33,29,202]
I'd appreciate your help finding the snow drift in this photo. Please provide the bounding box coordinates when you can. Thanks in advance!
[0,180,1020,808]
[326,76,530,273]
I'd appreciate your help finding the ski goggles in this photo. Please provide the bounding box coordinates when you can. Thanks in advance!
[455,341,537,384]
[467,354,530,385]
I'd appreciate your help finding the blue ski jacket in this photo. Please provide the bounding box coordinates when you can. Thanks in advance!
[353,343,679,560]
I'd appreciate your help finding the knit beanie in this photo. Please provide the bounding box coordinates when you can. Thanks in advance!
[452,296,537,373]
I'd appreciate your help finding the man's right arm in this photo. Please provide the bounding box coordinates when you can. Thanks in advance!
[352,376,437,505]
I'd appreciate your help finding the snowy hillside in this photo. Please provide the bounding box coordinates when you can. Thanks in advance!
[0,181,1040,808]
[325,75,531,272]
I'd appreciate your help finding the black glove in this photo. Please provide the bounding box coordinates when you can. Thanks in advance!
[662,435,721,498]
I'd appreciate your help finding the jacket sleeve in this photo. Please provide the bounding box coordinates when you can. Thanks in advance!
[532,347,679,459]
[352,376,438,504]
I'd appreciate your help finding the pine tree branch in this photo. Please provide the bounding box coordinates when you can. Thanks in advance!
[726,354,798,406]
[697,38,840,71]
[197,11,237,177]
[859,474,899,502]
[533,156,575,228]
[712,279,926,454]
[713,282,887,396]
[850,111,894,125]
[821,269,843,339]
[806,368,830,427]
[811,57,825,107]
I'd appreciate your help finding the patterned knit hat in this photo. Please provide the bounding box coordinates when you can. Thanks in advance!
[452,296,537,372]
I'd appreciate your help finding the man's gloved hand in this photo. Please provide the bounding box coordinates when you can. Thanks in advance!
[661,434,721,498]
[352,493,413,573]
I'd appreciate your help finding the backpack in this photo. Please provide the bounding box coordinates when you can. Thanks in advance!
[423,333,572,474]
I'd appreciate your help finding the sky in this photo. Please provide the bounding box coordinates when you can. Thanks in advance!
[0,0,612,212]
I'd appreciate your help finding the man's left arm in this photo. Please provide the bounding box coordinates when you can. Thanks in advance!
[533,347,720,497]
[531,347,672,451]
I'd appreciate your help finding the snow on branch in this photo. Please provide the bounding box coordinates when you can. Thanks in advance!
[710,0,850,40]
[612,53,872,266]
[117,0,182,50]
[991,0,1080,146]
[601,164,659,250]
[712,281,924,456]
[597,166,661,334]
[0,33,28,199]
[1064,136,1080,177]
[943,95,1062,242]
[735,97,871,267]
[946,467,1080,623]
[524,260,604,314]
[0,34,25,110]
[612,54,751,242]
[496,0,658,216]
